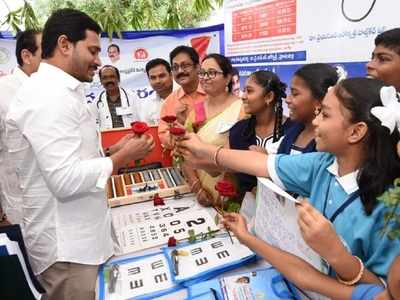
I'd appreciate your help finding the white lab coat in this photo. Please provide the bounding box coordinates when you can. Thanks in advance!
[95,87,139,129]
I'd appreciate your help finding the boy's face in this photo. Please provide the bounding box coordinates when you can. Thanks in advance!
[366,45,400,91]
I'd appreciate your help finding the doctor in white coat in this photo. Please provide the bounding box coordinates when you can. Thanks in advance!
[95,65,139,129]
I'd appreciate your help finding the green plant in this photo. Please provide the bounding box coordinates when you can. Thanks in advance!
[378,178,400,240]
[1,0,223,38]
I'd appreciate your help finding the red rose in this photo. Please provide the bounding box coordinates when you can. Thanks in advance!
[131,121,149,136]
[169,127,186,136]
[162,115,177,124]
[215,180,236,198]
[153,194,165,206]
[167,236,177,247]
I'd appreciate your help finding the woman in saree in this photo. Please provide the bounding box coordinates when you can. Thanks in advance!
[183,53,245,206]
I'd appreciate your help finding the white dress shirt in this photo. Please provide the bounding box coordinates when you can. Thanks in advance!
[6,62,114,275]
[0,66,28,224]
[136,91,165,126]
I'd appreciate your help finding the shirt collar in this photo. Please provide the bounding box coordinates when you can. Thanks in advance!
[12,66,29,82]
[176,83,206,100]
[38,62,85,92]
[326,158,359,194]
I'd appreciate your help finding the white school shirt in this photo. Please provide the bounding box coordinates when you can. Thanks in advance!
[0,66,28,224]
[6,62,114,275]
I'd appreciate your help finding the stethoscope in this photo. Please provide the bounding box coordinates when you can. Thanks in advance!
[341,0,376,22]
[96,88,130,109]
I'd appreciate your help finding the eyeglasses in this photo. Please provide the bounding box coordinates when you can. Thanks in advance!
[172,63,194,72]
[197,69,224,79]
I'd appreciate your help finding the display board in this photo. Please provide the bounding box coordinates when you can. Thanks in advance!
[0,24,224,101]
[224,0,398,84]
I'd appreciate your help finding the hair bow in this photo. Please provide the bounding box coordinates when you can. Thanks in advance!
[370,86,400,133]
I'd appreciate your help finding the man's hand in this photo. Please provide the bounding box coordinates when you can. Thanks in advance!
[111,134,155,172]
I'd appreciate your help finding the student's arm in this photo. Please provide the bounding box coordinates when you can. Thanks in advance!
[223,213,354,300]
[178,133,269,178]
[297,200,382,285]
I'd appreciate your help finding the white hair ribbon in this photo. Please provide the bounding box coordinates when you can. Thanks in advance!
[370,86,400,133]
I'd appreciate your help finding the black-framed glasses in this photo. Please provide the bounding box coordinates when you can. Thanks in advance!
[198,69,224,79]
[172,63,194,72]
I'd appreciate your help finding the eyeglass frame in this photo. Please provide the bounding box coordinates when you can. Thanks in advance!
[171,63,195,72]
[197,69,225,79]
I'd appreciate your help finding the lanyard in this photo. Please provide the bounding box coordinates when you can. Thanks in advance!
[323,176,360,223]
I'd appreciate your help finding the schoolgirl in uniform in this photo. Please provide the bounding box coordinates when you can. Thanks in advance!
[270,63,338,154]
[177,77,400,297]
[228,70,292,194]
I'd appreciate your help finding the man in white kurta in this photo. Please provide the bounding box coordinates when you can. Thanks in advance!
[6,9,154,300]
[0,29,42,225]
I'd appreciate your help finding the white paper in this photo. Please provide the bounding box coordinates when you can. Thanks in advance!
[117,210,219,254]
[239,192,257,224]
[254,178,329,300]
[254,178,323,270]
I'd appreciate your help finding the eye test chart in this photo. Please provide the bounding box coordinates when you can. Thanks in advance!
[111,197,220,254]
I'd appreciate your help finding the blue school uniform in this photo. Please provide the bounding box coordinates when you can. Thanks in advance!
[277,121,316,154]
[267,151,400,278]
[351,284,385,300]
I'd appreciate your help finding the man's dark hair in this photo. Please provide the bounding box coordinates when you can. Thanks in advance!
[145,58,171,76]
[99,65,120,81]
[374,28,400,55]
[15,29,41,66]
[169,45,199,65]
[41,8,101,59]
[107,44,120,53]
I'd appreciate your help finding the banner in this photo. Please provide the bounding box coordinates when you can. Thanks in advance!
[0,24,224,102]
[224,0,396,85]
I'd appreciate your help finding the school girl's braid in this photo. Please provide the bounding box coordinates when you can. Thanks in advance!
[272,81,287,142]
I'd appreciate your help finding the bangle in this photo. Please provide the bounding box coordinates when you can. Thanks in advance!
[337,256,364,285]
[213,145,224,167]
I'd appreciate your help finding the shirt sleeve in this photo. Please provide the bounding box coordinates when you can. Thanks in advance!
[13,90,113,200]
[267,152,324,197]
[158,95,175,149]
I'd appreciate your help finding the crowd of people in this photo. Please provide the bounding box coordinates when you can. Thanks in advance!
[0,7,399,300]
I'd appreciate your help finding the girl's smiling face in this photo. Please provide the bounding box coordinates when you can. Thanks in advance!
[313,87,354,154]
[286,75,321,123]
[241,76,273,115]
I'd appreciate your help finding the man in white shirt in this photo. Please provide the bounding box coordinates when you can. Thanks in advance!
[95,65,139,129]
[0,29,42,225]
[137,58,173,125]
[6,9,154,300]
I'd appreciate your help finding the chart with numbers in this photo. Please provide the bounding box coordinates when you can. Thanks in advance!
[111,197,199,229]
[117,210,219,254]
[164,236,255,283]
[99,253,177,300]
